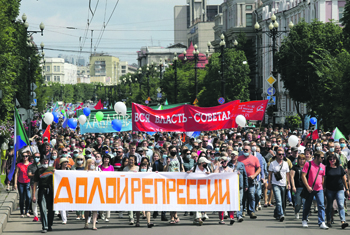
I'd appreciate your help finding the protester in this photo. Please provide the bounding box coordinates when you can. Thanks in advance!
[27,152,41,222]
[290,154,306,219]
[84,159,98,230]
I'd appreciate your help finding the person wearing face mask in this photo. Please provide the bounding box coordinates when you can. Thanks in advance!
[72,149,79,160]
[333,143,348,170]
[41,143,51,160]
[83,159,98,230]
[251,142,267,212]
[215,156,236,224]
[98,154,113,222]
[94,153,103,168]
[112,146,124,171]
[187,156,211,225]
[58,158,69,225]
[123,155,139,225]
[27,152,41,222]
[141,140,153,160]
[339,138,350,160]
[53,148,74,169]
[32,157,54,233]
[71,155,86,220]
[49,150,58,167]
[84,147,93,160]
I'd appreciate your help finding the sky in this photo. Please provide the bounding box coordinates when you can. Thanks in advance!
[20,0,224,66]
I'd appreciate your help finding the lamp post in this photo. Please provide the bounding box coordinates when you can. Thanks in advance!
[173,52,178,103]
[255,16,294,121]
[138,67,142,90]
[183,44,200,98]
[159,58,163,80]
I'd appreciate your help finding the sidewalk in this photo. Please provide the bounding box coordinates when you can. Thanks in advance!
[0,191,17,235]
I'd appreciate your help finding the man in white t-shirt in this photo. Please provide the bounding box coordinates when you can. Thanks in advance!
[268,147,290,222]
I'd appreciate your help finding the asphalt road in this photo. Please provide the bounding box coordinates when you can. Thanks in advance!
[3,203,350,235]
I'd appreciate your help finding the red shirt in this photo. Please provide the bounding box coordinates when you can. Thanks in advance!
[237,155,260,177]
[17,162,32,184]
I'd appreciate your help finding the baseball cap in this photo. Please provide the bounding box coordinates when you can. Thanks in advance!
[291,147,298,152]
[59,157,68,164]
[198,157,211,164]
[232,151,239,156]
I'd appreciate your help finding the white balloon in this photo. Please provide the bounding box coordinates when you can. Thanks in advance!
[288,135,299,147]
[50,139,56,146]
[114,102,127,116]
[43,112,54,125]
[78,115,87,125]
[235,115,246,127]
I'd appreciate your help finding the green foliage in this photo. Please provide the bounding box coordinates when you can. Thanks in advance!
[341,0,350,50]
[286,115,302,130]
[198,48,250,107]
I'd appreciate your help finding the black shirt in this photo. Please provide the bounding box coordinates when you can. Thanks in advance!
[326,166,345,191]
[112,157,123,171]
[291,165,303,188]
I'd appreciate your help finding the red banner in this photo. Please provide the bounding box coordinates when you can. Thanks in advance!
[132,100,268,132]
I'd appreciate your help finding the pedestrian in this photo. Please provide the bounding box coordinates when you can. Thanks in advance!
[301,151,328,229]
[14,149,32,218]
[71,154,85,220]
[84,159,98,230]
[98,154,113,222]
[267,147,290,222]
[27,152,41,222]
[123,155,139,225]
[32,156,54,233]
[58,157,69,224]
[290,154,306,219]
[324,153,349,229]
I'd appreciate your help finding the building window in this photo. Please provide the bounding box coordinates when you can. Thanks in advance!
[339,6,345,21]
[246,5,252,10]
[46,75,50,81]
[54,76,57,81]
[54,66,57,72]
[57,76,60,82]
[122,70,126,74]
[121,66,126,69]
[246,13,253,26]
[46,66,50,72]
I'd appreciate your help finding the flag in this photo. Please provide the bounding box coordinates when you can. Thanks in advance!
[74,102,84,111]
[307,129,319,140]
[42,125,51,143]
[94,99,103,110]
[62,113,68,128]
[8,108,30,181]
[164,99,168,105]
[157,105,163,110]
[332,127,346,141]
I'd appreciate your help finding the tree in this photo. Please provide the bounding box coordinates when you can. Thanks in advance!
[197,48,250,107]
[275,19,344,127]
[285,114,302,130]
[341,0,350,50]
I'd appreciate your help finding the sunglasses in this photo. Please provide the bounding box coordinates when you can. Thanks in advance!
[277,153,284,156]
[329,158,336,161]
[77,158,84,160]
[62,151,68,153]
[23,155,29,157]
[116,151,122,154]
[203,140,208,142]
[243,149,249,152]
[85,152,91,154]
[287,152,292,154]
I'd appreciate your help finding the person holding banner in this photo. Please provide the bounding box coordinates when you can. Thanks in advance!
[58,158,69,224]
[71,155,86,220]
[83,159,98,230]
[123,155,139,225]
[214,156,235,225]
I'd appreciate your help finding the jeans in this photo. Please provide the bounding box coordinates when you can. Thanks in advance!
[302,190,325,225]
[255,181,262,206]
[272,185,286,218]
[237,189,244,218]
[325,189,346,222]
[18,182,31,215]
[293,187,305,213]
[38,188,54,230]
[246,181,257,214]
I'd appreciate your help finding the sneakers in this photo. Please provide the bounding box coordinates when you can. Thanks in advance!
[202,213,209,221]
[87,216,91,224]
[161,215,168,221]
[250,212,257,219]
[41,229,47,233]
[295,213,299,219]
[105,218,109,222]
[258,205,262,210]
[342,222,349,229]
[33,216,39,222]
[219,220,225,224]
[302,220,308,228]
[279,216,285,222]
[230,219,235,225]
[288,202,293,206]
[118,212,123,218]
[129,218,134,225]
[238,216,244,222]
[319,222,329,229]
[101,214,105,220]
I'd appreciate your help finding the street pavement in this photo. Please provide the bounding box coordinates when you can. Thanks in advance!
[3,203,350,235]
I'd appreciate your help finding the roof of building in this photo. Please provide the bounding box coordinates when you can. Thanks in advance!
[177,42,208,68]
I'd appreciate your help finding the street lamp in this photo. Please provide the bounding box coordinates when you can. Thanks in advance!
[173,52,178,103]
[193,45,199,98]
[255,15,293,122]
[159,58,163,80]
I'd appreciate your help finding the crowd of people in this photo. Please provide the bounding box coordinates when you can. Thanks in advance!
[2,122,350,233]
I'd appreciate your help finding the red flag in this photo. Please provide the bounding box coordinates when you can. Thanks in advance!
[74,102,84,111]
[312,129,319,140]
[94,99,103,110]
[42,125,51,143]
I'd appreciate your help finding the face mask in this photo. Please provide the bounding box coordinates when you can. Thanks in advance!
[329,148,335,152]
[77,160,83,165]
[71,144,75,147]
[186,154,191,159]
[282,144,286,147]
[113,152,117,156]
[162,155,167,159]
[141,168,147,172]
[62,154,68,158]
[42,164,48,168]
[96,159,101,164]
[202,164,208,168]
[243,152,249,157]
[170,152,177,157]
[272,143,277,146]
[233,147,238,151]
[73,153,79,158]
[200,133,204,136]
[238,147,242,151]
[39,133,43,136]
[34,157,40,163]
[105,150,109,154]
[222,165,228,169]
[215,148,220,151]
[52,155,57,160]
[251,147,257,152]
[86,154,91,158]
[316,146,322,151]
[110,141,113,144]
[215,157,219,161]
[81,137,85,140]
[340,143,346,148]
[148,146,153,149]
[90,165,95,170]
[67,152,71,155]
[261,141,266,145]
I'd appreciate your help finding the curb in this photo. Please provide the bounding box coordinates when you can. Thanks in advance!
[0,191,18,235]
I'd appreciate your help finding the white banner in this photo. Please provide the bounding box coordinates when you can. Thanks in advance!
[53,171,239,211]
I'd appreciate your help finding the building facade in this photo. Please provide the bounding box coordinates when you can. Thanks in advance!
[77,65,90,84]
[137,46,185,68]
[44,58,77,84]
[89,53,120,85]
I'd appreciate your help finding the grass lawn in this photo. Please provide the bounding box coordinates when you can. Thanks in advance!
[0,174,5,185]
